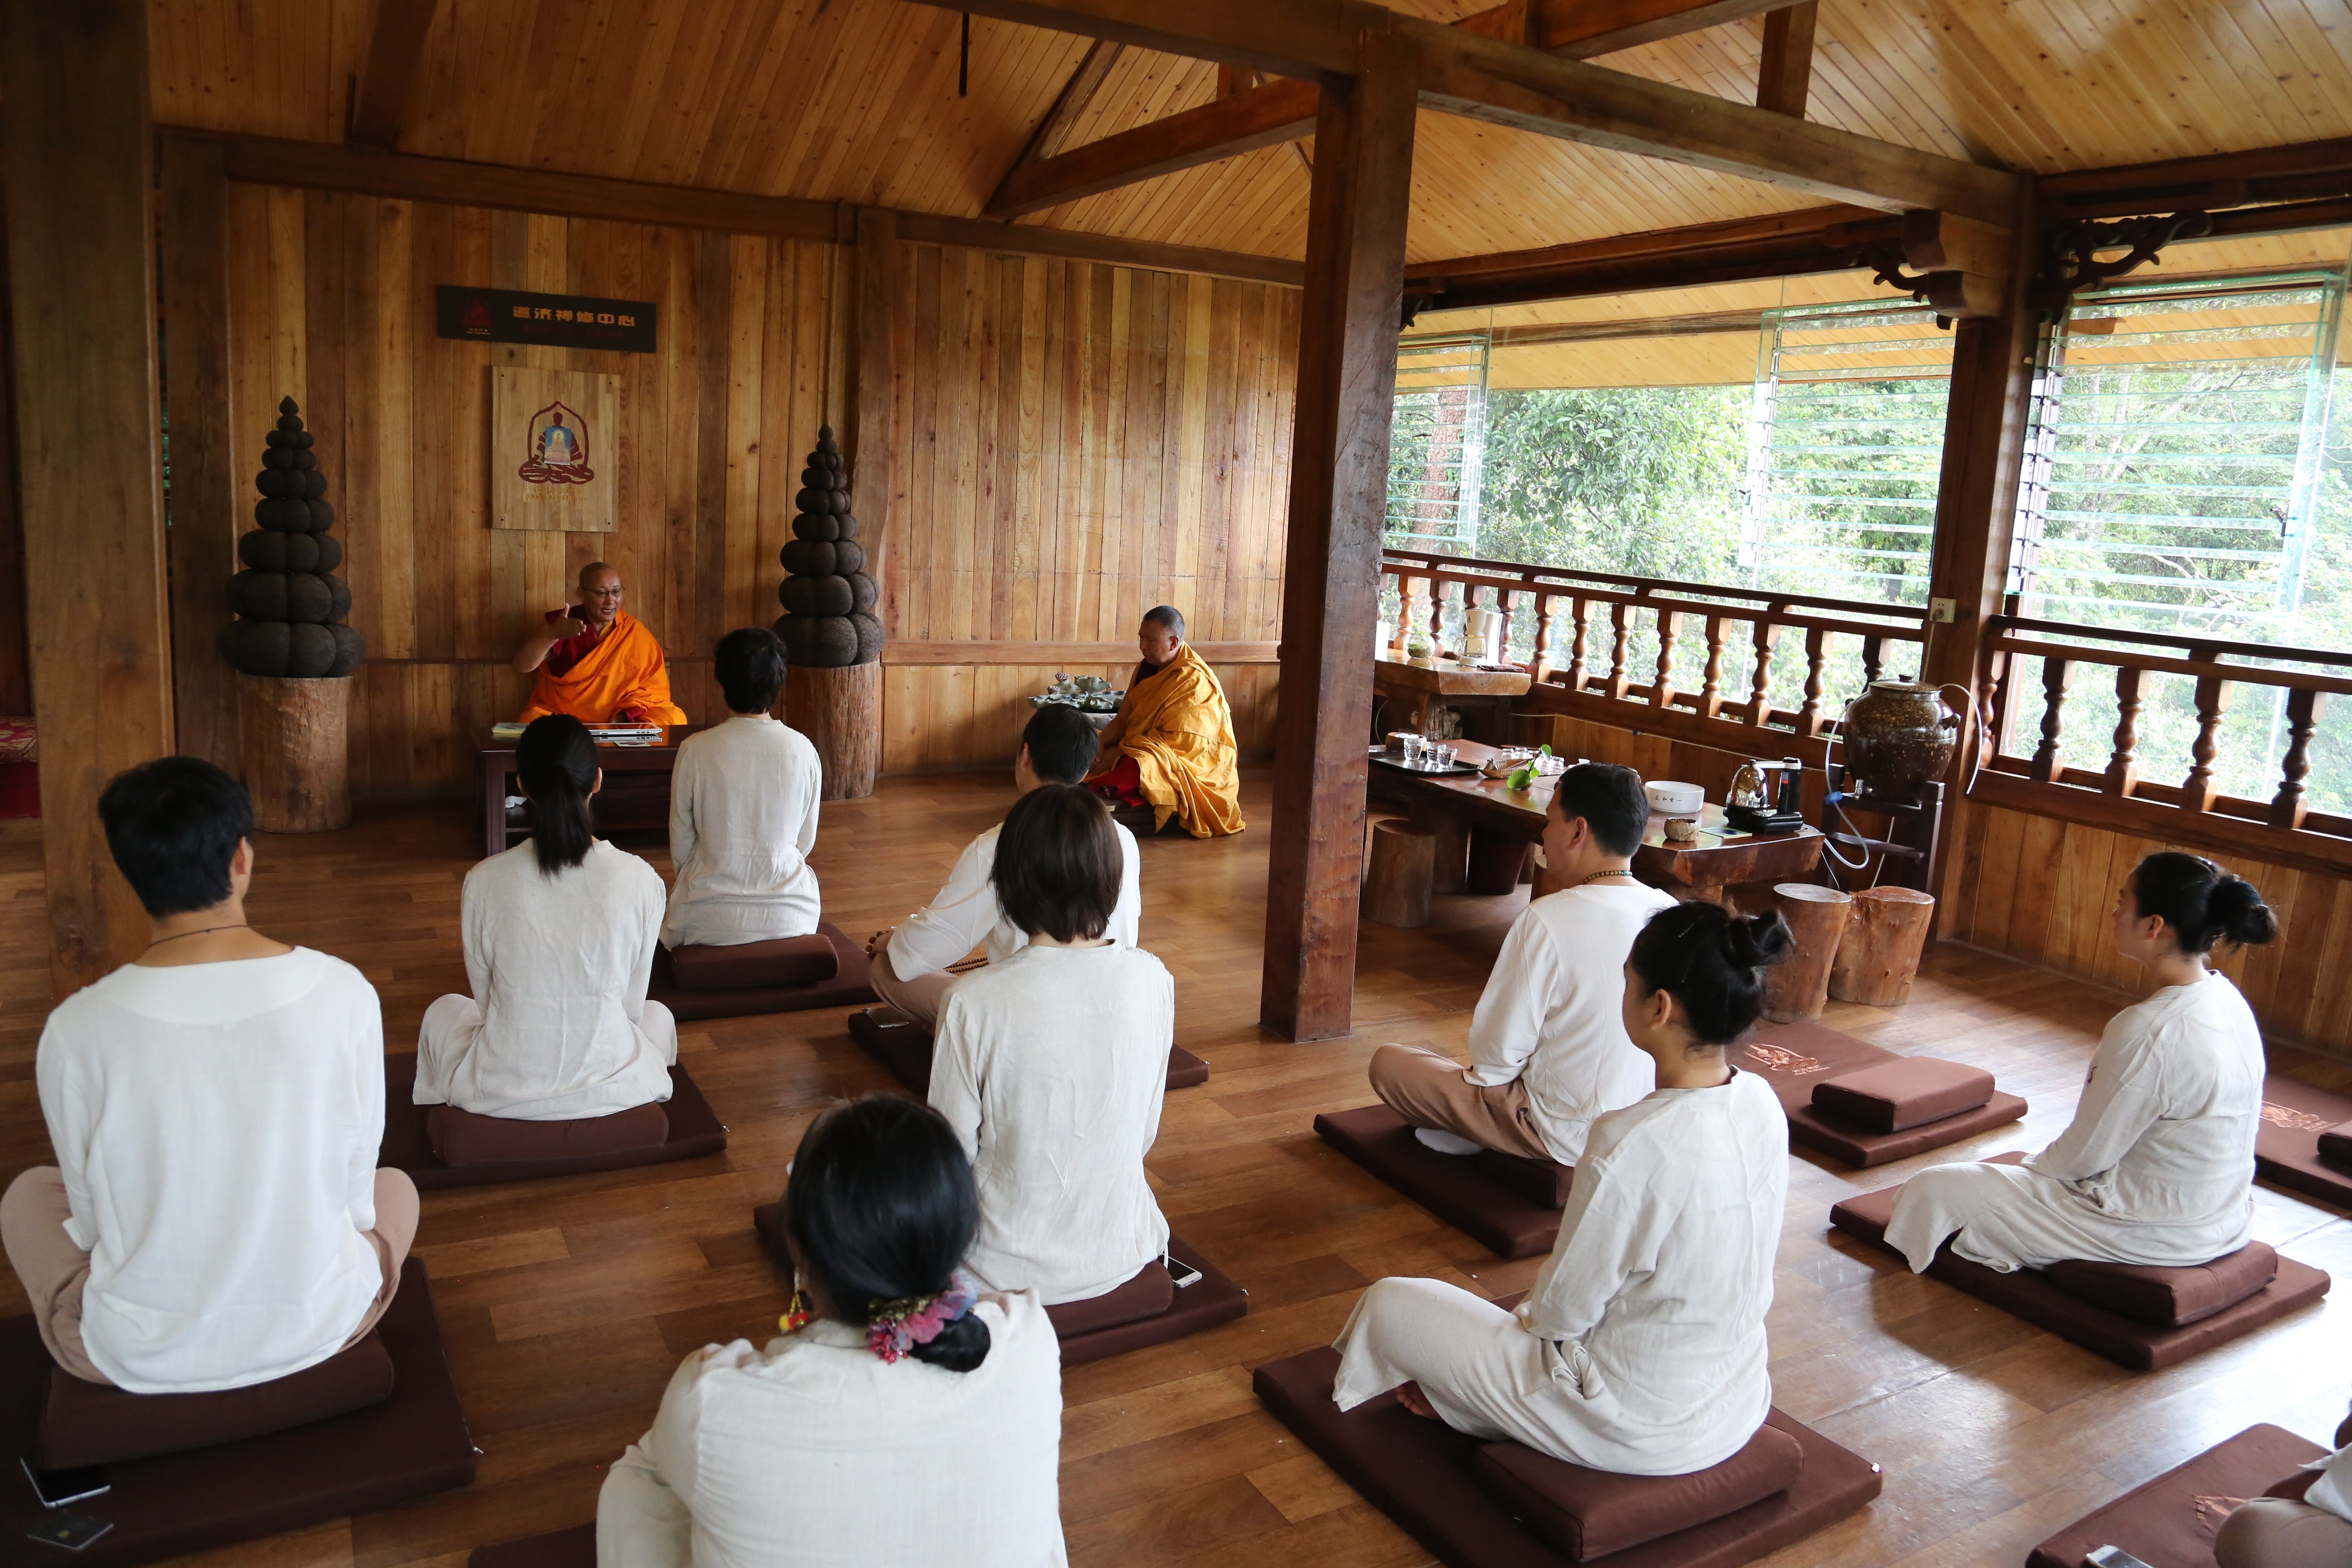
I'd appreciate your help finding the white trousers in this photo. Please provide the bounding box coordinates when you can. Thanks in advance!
[1885,1159,2252,1275]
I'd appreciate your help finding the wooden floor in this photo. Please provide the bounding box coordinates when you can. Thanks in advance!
[3,768,2350,1568]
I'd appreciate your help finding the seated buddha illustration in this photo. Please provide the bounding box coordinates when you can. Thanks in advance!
[519,402,595,485]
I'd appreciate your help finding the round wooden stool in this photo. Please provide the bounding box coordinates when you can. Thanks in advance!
[1363,818,1436,928]
[1762,883,1852,1023]
[1828,886,1937,1006]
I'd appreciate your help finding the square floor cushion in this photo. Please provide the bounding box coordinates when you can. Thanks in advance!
[2044,1243,2281,1328]
[1829,1153,2331,1371]
[470,1523,595,1568]
[1743,1023,2027,1169]
[1472,1420,1807,1561]
[37,1332,396,1470]
[0,1259,475,1568]
[847,1006,1210,1094]
[2253,1071,2352,1209]
[2026,1423,2328,1568]
[1809,1057,1994,1132]
[1253,1341,1882,1568]
[428,1100,670,1166]
[1314,1104,1571,1259]
[647,921,877,1021]
[748,1204,1246,1367]
[381,1055,726,1190]
[666,933,838,990]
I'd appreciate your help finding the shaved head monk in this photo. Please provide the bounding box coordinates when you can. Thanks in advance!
[513,562,687,726]
[1084,606,1243,838]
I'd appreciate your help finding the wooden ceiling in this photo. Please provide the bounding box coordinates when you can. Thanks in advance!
[147,0,2352,267]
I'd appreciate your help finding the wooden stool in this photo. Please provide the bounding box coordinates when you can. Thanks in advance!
[1466,826,1531,896]
[1363,819,1436,928]
[1829,886,1937,1006]
[1762,883,1852,1023]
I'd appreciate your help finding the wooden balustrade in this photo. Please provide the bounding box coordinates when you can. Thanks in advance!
[1979,615,2352,874]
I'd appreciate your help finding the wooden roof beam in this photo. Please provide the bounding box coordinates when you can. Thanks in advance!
[950,0,2020,223]
[1003,40,1126,176]
[348,0,442,150]
[1753,0,1815,118]
[986,0,1806,218]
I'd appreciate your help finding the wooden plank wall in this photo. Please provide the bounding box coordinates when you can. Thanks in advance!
[206,206,1294,795]
[1955,801,2352,1057]
[882,243,1298,765]
[0,209,23,718]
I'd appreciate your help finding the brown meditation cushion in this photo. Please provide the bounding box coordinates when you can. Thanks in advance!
[666,933,840,992]
[1044,1260,1176,1337]
[2042,1240,2278,1327]
[1809,1057,1994,1134]
[2025,1424,2327,1568]
[427,1100,670,1166]
[1472,1421,1808,1562]
[36,1332,396,1470]
[2318,1122,2352,1171]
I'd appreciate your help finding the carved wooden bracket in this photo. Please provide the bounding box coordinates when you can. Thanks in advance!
[2029,210,2215,314]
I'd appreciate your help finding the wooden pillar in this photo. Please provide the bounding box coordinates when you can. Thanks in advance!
[836,205,895,793]
[1921,181,2039,937]
[159,134,243,773]
[1259,29,1418,1042]
[3,0,175,995]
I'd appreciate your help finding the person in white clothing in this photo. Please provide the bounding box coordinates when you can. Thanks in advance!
[598,1094,1066,1568]
[1332,902,1794,1476]
[663,627,823,949]
[929,783,1174,1305]
[1,759,416,1393]
[1371,763,1677,1164]
[417,714,676,1121]
[867,702,1142,1029]
[2218,1413,2352,1567]
[1886,852,2278,1275]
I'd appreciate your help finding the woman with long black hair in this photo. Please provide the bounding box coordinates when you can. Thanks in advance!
[596,1094,1066,1566]
[1886,850,2278,1274]
[415,713,674,1119]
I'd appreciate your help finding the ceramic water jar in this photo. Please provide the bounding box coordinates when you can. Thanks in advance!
[1842,680,1959,799]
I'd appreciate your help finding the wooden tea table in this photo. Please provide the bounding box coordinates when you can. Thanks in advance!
[1372,657,1531,746]
[1367,739,1825,902]
[473,725,708,857]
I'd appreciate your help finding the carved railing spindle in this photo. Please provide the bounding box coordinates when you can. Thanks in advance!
[1861,634,1884,687]
[1651,609,1682,710]
[2180,671,2234,813]
[1566,598,1592,692]
[2104,665,2142,797]
[2029,657,2072,783]
[1746,615,1778,726]
[1496,588,1519,666]
[1423,575,1444,652]
[1797,627,1829,736]
[2270,688,2323,830]
[1606,602,1633,701]
[1699,614,1726,719]
[1530,593,1557,683]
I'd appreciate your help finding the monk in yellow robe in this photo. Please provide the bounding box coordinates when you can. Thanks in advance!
[1085,606,1244,838]
[513,562,688,725]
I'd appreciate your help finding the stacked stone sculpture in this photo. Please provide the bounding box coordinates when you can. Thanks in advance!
[221,397,364,678]
[773,425,882,667]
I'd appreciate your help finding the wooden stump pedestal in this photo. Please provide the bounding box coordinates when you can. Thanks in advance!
[236,673,351,832]
[1362,819,1435,928]
[785,659,880,801]
[1829,886,1937,1005]
[1761,882,1852,1023]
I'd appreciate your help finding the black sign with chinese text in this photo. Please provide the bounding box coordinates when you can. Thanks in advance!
[435,286,658,353]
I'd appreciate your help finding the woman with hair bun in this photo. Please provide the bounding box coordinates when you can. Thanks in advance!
[1329,902,1793,1476]
[1887,851,2278,1275]
[597,1094,1066,1566]
[415,714,675,1120]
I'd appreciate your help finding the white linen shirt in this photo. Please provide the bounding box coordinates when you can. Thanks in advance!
[34,950,386,1393]
[416,840,674,1120]
[929,943,1173,1303]
[663,715,823,949]
[1465,881,1681,1163]
[596,1294,1067,1568]
[887,820,1141,978]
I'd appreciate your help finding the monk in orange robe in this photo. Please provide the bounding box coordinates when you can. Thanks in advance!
[513,562,688,725]
[1085,606,1244,838]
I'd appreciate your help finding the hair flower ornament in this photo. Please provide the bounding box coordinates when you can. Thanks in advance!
[866,1274,978,1363]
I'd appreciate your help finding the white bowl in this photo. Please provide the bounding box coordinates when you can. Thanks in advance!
[1644,780,1705,816]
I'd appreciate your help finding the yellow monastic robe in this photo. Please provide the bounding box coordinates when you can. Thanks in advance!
[1088,643,1244,838]
[519,611,688,725]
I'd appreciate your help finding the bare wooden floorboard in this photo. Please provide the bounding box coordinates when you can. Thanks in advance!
[0,768,2346,1568]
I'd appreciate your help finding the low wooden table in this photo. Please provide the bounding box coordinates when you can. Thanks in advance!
[1372,657,1530,745]
[473,726,706,858]
[1366,739,1825,901]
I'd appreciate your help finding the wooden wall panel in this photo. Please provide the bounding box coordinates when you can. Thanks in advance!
[0,197,24,718]
[1955,801,2352,1058]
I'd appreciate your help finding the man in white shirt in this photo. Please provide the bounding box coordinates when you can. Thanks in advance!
[1368,763,1677,1166]
[663,626,823,948]
[1,759,416,1392]
[865,703,1142,1028]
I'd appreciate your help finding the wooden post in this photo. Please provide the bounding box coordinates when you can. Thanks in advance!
[841,205,895,793]
[1361,819,1435,928]
[159,134,243,774]
[1828,885,1936,1006]
[1921,179,2039,938]
[4,0,175,995]
[236,675,352,832]
[788,662,882,801]
[1259,29,1418,1042]
[1761,883,1852,1023]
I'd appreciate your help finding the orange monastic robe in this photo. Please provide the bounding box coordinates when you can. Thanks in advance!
[1086,643,1244,838]
[519,611,688,726]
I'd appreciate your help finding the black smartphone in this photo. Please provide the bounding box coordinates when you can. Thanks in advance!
[1169,1258,1205,1289]
[20,1458,108,1510]
[26,1511,113,1551]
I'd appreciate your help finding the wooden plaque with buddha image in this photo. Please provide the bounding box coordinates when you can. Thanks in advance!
[491,367,619,532]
